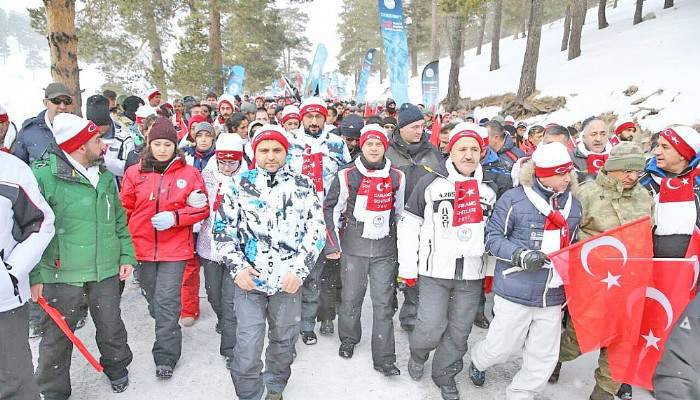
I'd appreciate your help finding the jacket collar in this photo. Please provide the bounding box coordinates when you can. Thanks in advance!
[595,171,631,198]
[481,147,500,166]
[645,155,700,179]
[50,151,105,186]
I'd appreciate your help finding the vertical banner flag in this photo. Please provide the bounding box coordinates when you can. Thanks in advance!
[378,0,410,105]
[225,65,245,96]
[422,61,439,113]
[304,44,328,98]
[356,48,376,104]
[319,74,331,98]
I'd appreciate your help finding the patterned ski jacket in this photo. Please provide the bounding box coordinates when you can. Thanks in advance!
[213,164,326,295]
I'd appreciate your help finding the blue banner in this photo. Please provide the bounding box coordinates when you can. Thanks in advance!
[319,74,330,97]
[225,65,245,96]
[421,60,439,113]
[378,0,409,105]
[304,44,328,98]
[356,48,376,104]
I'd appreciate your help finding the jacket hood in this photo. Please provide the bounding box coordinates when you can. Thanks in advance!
[22,109,48,130]
[481,147,500,166]
[500,134,517,153]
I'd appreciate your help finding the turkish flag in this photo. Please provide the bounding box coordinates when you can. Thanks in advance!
[358,176,394,212]
[302,149,324,192]
[549,216,654,353]
[429,113,442,149]
[586,153,609,175]
[453,179,483,226]
[686,227,700,297]
[659,175,695,202]
[607,257,698,390]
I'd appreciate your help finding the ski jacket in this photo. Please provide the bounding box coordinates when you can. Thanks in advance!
[214,164,326,295]
[496,135,526,171]
[12,110,59,164]
[398,160,498,281]
[287,127,351,201]
[0,152,55,312]
[324,157,406,258]
[385,130,443,201]
[120,158,209,262]
[640,156,700,258]
[183,146,216,172]
[104,120,136,177]
[486,168,582,308]
[29,151,136,286]
[653,292,700,400]
[197,160,237,262]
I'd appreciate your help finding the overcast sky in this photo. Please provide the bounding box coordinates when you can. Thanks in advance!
[0,0,343,71]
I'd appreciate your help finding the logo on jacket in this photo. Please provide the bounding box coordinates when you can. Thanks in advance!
[176,179,187,189]
[373,215,384,227]
[457,227,472,241]
[438,201,451,230]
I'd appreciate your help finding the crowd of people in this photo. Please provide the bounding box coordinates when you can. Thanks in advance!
[0,81,698,400]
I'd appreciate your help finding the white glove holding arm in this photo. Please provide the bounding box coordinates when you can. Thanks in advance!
[186,189,207,208]
[151,211,176,231]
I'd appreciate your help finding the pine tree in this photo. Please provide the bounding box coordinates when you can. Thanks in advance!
[171,7,211,96]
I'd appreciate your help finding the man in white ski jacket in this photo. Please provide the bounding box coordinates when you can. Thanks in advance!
[397,122,497,400]
[214,124,326,400]
[0,151,55,400]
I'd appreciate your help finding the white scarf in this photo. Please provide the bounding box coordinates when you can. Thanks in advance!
[445,160,487,257]
[352,157,394,240]
[523,184,572,288]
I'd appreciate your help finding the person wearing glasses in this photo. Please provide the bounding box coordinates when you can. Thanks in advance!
[12,82,73,164]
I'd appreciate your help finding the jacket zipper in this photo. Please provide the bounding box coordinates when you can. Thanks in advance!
[105,193,111,221]
[154,172,165,259]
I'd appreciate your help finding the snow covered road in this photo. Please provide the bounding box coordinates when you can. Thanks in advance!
[30,274,654,400]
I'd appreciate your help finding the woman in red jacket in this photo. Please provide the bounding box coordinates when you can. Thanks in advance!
[120,118,209,379]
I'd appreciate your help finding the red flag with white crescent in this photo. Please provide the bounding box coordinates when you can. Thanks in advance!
[549,216,654,353]
[586,153,608,175]
[606,256,698,389]
[429,113,442,149]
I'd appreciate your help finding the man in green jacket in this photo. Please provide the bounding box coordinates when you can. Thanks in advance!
[29,113,136,399]
[548,142,654,400]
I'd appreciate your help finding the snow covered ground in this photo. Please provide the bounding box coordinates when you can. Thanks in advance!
[30,273,654,400]
[366,0,699,132]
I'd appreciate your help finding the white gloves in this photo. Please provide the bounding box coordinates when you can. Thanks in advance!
[151,212,176,231]
[186,190,207,208]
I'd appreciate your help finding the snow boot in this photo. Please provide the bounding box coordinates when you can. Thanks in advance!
[589,384,614,400]
[301,331,317,345]
[407,357,424,381]
[374,363,401,377]
[473,312,490,329]
[439,385,460,400]
[549,362,562,383]
[468,362,485,387]
[156,365,173,379]
[339,342,355,359]
[616,384,632,400]
[110,376,129,393]
[265,391,283,400]
[319,320,334,335]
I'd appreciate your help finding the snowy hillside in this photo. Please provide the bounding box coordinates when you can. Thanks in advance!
[366,0,699,131]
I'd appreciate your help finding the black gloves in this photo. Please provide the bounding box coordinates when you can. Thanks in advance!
[512,248,550,272]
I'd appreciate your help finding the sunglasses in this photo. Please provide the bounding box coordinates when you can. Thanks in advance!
[49,97,72,106]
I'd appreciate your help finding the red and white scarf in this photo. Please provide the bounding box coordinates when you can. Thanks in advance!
[445,160,487,257]
[523,184,572,287]
[576,141,610,175]
[353,157,394,239]
[655,172,697,236]
[302,145,324,193]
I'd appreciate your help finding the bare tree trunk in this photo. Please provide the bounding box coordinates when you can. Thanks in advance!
[582,0,588,25]
[561,4,572,51]
[143,5,167,98]
[633,0,644,24]
[520,0,528,38]
[430,0,440,60]
[476,8,486,55]
[598,0,609,29]
[568,0,585,60]
[446,15,464,111]
[45,0,82,116]
[664,0,673,8]
[490,0,502,71]
[516,0,544,103]
[410,30,418,77]
[209,0,223,94]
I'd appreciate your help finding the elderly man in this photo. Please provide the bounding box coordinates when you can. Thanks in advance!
[571,117,612,182]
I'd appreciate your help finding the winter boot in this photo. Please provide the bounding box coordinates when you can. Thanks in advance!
[473,312,490,329]
[468,362,485,387]
[373,363,401,377]
[407,357,424,381]
[156,365,173,379]
[110,376,129,393]
[439,385,460,400]
[589,384,614,400]
[301,331,317,345]
[265,391,283,400]
[319,320,334,335]
[339,342,355,359]
[616,384,632,400]
[549,362,562,383]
